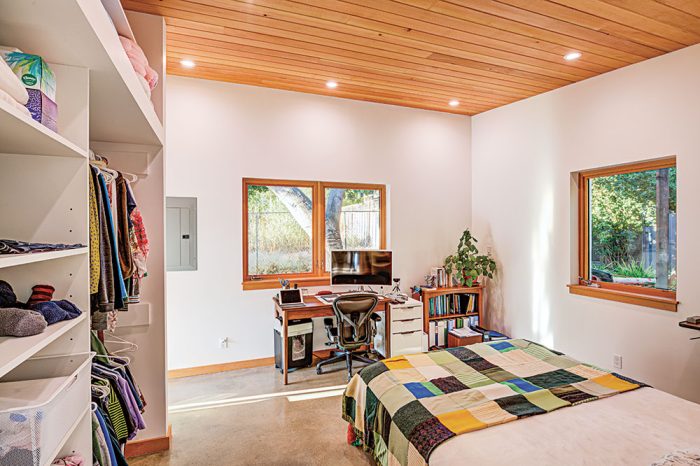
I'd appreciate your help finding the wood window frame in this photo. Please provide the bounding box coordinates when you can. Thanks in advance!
[569,157,678,312]
[242,178,387,290]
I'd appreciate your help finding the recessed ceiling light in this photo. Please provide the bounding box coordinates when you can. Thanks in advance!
[180,59,196,68]
[326,80,338,89]
[449,99,460,107]
[564,52,582,61]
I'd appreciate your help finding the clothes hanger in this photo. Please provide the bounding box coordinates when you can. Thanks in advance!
[91,384,110,400]
[95,354,131,370]
[104,332,139,354]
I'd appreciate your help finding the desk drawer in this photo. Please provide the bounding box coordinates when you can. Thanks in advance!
[391,318,422,334]
[391,304,422,322]
[390,330,422,357]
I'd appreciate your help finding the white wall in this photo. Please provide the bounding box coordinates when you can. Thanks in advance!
[166,76,471,370]
[472,44,700,403]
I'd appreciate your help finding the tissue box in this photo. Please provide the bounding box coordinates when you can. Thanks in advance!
[26,89,57,132]
[1,50,56,101]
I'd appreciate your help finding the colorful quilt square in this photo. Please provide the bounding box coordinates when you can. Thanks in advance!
[475,381,518,400]
[489,341,515,352]
[481,367,518,383]
[468,400,517,425]
[502,378,541,394]
[525,368,586,389]
[543,354,581,369]
[360,361,389,384]
[404,382,438,399]
[393,400,435,438]
[455,370,493,388]
[550,384,597,404]
[415,364,452,381]
[384,357,414,371]
[524,389,570,412]
[430,376,469,394]
[404,353,437,367]
[566,364,609,379]
[437,409,487,435]
[391,368,428,384]
[494,394,547,418]
[426,350,460,365]
[408,417,454,461]
[445,346,480,362]
[386,423,410,465]
[592,373,640,392]
[447,388,488,409]
[420,392,463,416]
[464,357,498,372]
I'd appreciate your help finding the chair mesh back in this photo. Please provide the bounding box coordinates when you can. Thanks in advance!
[332,293,378,348]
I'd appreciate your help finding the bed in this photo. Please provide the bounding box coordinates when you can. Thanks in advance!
[342,339,700,466]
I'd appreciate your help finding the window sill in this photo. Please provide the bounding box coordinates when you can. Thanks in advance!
[567,284,678,312]
[242,276,330,291]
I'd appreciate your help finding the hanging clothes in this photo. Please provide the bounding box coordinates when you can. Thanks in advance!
[90,331,146,466]
[89,155,149,330]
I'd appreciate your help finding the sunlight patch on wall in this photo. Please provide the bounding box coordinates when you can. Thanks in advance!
[531,186,555,348]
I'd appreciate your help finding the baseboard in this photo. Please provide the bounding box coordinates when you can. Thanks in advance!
[125,424,172,458]
[168,356,275,379]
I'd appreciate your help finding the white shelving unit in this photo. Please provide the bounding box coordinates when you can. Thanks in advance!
[0,1,166,463]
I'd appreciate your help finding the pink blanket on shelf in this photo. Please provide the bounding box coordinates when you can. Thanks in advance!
[119,35,158,91]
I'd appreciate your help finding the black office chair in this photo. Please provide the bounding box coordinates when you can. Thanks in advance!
[316,293,381,381]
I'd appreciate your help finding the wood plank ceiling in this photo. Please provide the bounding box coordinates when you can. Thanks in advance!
[122,0,700,115]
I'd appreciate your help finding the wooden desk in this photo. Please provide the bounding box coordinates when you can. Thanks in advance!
[273,294,390,385]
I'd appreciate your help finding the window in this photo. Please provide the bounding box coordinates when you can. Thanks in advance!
[571,157,678,311]
[243,178,386,290]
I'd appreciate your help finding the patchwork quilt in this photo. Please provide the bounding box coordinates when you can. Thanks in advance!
[342,339,645,466]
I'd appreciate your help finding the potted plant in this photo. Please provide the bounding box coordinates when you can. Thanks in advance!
[443,229,496,287]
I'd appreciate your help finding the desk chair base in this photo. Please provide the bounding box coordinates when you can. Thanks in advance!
[316,350,376,381]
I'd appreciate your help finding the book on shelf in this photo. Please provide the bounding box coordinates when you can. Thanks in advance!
[428,293,478,318]
[430,267,448,288]
[430,316,480,347]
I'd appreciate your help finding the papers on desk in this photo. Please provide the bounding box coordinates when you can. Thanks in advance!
[448,327,481,338]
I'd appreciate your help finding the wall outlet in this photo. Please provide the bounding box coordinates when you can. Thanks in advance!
[219,337,230,349]
[613,354,622,370]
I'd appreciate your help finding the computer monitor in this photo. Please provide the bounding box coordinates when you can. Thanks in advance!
[330,250,392,286]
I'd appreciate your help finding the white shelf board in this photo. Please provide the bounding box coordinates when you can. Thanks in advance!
[0,248,88,269]
[0,313,87,378]
[0,0,164,146]
[0,99,87,158]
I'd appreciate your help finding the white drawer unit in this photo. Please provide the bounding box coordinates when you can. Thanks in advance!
[374,298,425,358]
[390,330,423,356]
[391,318,423,334]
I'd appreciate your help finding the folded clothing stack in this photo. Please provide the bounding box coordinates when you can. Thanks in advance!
[0,280,83,337]
[0,239,85,255]
[0,48,30,118]
[0,46,58,131]
[119,36,158,98]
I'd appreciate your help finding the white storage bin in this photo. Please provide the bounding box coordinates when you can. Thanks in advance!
[0,352,93,466]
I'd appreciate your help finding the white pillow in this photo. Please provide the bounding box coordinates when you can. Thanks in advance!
[0,57,29,105]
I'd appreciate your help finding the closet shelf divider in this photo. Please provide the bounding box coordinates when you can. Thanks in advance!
[0,99,88,159]
[0,313,88,378]
[0,248,89,270]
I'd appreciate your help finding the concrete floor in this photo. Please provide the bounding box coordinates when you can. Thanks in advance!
[130,364,373,466]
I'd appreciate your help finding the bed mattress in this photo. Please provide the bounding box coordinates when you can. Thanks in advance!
[430,387,700,465]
